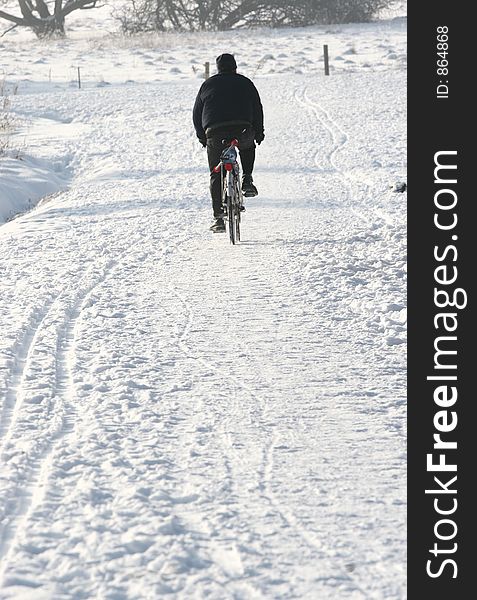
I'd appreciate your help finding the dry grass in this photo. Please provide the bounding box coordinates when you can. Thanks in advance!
[0,78,18,157]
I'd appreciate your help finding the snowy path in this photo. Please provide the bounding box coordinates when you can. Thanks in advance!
[0,72,406,599]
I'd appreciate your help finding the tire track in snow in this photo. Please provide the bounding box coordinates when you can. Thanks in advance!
[212,86,375,596]
[294,87,362,216]
[0,209,192,593]
[172,280,369,597]
[155,229,272,597]
[0,295,60,448]
[295,84,406,346]
[166,240,365,597]
[0,261,116,583]
[166,282,266,598]
[0,219,190,594]
[294,86,393,230]
[261,436,370,598]
[280,86,399,598]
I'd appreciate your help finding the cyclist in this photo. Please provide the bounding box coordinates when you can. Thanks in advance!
[193,53,264,232]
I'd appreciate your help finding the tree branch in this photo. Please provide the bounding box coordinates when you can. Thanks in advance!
[35,0,52,19]
[0,10,26,26]
[15,1,44,24]
[54,1,63,19]
[18,0,33,19]
[62,0,98,16]
[0,23,19,36]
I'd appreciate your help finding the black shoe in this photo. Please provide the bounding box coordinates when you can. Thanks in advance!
[210,218,225,232]
[242,175,258,197]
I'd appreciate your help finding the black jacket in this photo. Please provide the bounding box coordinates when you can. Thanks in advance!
[193,73,264,141]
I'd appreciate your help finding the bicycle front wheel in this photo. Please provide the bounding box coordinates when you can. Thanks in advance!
[234,178,242,242]
[226,194,236,245]
[235,205,241,242]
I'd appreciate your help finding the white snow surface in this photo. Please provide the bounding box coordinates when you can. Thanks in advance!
[0,16,406,600]
[0,155,62,224]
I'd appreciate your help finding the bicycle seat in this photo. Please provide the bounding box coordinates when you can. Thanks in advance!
[221,137,240,147]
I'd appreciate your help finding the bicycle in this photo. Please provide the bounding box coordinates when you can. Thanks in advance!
[213,138,244,245]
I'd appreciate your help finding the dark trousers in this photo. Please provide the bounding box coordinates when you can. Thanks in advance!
[206,124,256,217]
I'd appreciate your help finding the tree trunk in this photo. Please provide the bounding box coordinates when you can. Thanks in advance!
[1,0,97,39]
[33,16,66,38]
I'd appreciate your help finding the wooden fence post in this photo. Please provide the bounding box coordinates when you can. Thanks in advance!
[204,61,210,79]
[77,67,81,89]
[323,45,330,76]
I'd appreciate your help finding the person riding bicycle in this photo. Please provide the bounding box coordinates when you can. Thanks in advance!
[193,53,264,232]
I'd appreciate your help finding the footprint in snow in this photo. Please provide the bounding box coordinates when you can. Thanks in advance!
[386,336,405,346]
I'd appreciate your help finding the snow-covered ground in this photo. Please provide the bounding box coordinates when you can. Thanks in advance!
[1,8,406,600]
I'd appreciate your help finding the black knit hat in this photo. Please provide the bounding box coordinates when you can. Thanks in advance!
[216,53,237,73]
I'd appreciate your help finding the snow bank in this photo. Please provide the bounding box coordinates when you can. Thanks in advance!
[0,154,67,224]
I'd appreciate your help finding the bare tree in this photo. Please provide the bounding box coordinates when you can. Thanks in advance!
[116,0,166,34]
[305,0,392,24]
[0,1,100,38]
[117,0,224,33]
[117,0,393,33]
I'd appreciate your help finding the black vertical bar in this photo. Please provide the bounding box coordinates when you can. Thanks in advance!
[77,67,81,89]
[323,44,329,76]
[408,3,473,598]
